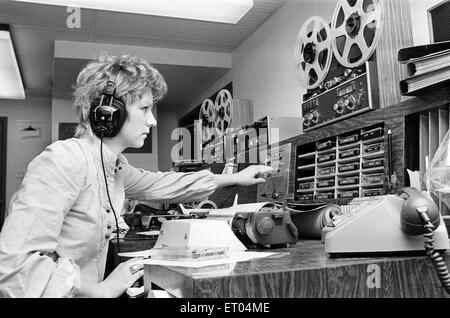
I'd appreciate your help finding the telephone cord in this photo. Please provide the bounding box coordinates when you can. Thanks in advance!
[422,219,450,296]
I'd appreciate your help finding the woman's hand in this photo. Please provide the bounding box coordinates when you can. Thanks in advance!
[98,258,144,298]
[235,165,274,186]
[215,165,274,188]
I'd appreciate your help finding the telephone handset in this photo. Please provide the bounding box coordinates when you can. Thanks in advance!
[397,187,440,235]
[397,187,450,296]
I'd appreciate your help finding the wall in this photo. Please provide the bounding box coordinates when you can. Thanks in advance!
[51,98,159,171]
[409,0,446,45]
[157,111,178,172]
[186,0,423,124]
[186,0,336,121]
[0,96,52,210]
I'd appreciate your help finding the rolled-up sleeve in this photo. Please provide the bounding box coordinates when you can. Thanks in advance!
[122,165,218,203]
[0,140,85,297]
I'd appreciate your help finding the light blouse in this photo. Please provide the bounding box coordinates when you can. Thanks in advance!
[0,135,217,297]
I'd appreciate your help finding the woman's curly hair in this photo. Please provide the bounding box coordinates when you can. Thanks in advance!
[72,54,168,138]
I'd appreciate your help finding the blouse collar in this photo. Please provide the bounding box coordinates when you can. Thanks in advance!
[81,135,128,169]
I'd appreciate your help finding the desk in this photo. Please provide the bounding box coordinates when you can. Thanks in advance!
[143,240,450,298]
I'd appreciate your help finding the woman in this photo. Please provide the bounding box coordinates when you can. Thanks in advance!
[0,54,272,297]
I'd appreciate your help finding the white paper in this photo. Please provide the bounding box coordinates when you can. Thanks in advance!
[136,230,160,236]
[136,251,278,268]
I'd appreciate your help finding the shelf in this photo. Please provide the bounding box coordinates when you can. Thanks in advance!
[296,176,315,182]
[297,164,316,170]
[294,122,387,202]
[297,152,316,159]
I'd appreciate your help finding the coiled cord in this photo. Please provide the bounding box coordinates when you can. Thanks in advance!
[420,212,450,296]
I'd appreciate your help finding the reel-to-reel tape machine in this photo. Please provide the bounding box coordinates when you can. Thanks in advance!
[199,89,234,163]
[296,0,383,131]
[199,89,234,147]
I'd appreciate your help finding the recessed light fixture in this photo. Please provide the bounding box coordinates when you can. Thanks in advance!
[0,24,25,100]
[12,0,254,24]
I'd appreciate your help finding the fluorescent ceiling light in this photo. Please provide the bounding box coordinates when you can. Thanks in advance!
[12,0,254,24]
[0,25,25,99]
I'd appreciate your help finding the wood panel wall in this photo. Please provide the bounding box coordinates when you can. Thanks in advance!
[376,0,414,107]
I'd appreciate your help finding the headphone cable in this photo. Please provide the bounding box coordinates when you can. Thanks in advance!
[100,136,122,260]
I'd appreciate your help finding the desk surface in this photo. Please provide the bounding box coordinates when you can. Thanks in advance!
[144,240,450,298]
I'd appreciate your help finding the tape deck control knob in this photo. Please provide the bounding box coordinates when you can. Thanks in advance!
[311,111,319,123]
[334,101,344,114]
[347,96,356,110]
[303,113,313,126]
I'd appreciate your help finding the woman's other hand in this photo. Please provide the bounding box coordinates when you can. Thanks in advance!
[235,165,274,186]
[98,258,143,298]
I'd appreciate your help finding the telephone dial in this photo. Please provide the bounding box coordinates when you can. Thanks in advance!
[323,188,450,295]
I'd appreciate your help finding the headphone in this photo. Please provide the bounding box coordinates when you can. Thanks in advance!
[89,81,127,138]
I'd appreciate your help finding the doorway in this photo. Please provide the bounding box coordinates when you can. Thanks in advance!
[0,117,7,229]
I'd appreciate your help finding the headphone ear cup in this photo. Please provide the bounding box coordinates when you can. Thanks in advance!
[90,98,127,137]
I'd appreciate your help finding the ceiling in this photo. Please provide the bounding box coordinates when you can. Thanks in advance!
[0,0,288,114]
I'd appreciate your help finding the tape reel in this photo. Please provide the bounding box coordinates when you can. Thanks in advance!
[331,0,384,68]
[199,98,216,143]
[214,89,233,137]
[295,16,333,89]
[196,200,218,210]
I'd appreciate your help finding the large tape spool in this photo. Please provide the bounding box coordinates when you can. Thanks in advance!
[295,16,333,89]
[331,0,384,68]
[199,98,216,143]
[214,89,233,137]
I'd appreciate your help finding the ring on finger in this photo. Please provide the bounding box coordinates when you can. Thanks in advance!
[130,264,141,274]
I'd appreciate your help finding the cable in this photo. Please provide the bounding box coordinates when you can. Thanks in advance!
[100,136,122,259]
[417,208,450,296]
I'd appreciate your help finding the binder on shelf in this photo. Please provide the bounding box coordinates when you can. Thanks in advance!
[398,40,450,63]
[399,67,450,96]
[405,50,450,77]
[398,41,450,96]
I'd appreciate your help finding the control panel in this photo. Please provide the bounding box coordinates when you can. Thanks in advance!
[302,71,374,131]
[257,143,292,202]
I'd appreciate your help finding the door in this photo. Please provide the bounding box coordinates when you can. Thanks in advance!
[0,117,6,230]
